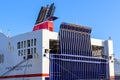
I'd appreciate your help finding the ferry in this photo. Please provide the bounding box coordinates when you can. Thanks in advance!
[0,3,57,80]
[0,3,115,80]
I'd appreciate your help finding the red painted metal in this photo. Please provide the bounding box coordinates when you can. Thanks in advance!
[33,21,54,31]
[110,76,115,79]
[0,73,49,79]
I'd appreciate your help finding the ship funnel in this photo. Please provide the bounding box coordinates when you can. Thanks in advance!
[33,3,57,31]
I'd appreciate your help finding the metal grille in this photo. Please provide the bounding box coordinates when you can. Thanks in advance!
[59,22,92,56]
[50,22,108,80]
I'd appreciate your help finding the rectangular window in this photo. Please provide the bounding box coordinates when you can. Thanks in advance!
[21,50,23,56]
[31,39,33,46]
[17,42,20,49]
[27,40,30,47]
[24,49,26,55]
[21,41,23,48]
[34,48,36,53]
[27,49,30,55]
[18,50,20,56]
[24,41,26,48]
[31,48,33,55]
[34,39,36,46]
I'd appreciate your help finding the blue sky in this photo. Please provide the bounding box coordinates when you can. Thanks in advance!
[0,0,120,58]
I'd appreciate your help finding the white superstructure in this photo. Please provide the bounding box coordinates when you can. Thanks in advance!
[0,28,115,80]
[0,29,57,80]
[91,38,115,79]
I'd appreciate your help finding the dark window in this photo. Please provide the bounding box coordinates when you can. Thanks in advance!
[21,50,23,56]
[34,39,36,46]
[27,49,30,55]
[24,41,26,48]
[34,48,36,53]
[31,48,33,54]
[17,42,20,49]
[24,49,26,55]
[27,40,30,47]
[31,39,33,46]
[21,41,23,48]
[18,50,20,56]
